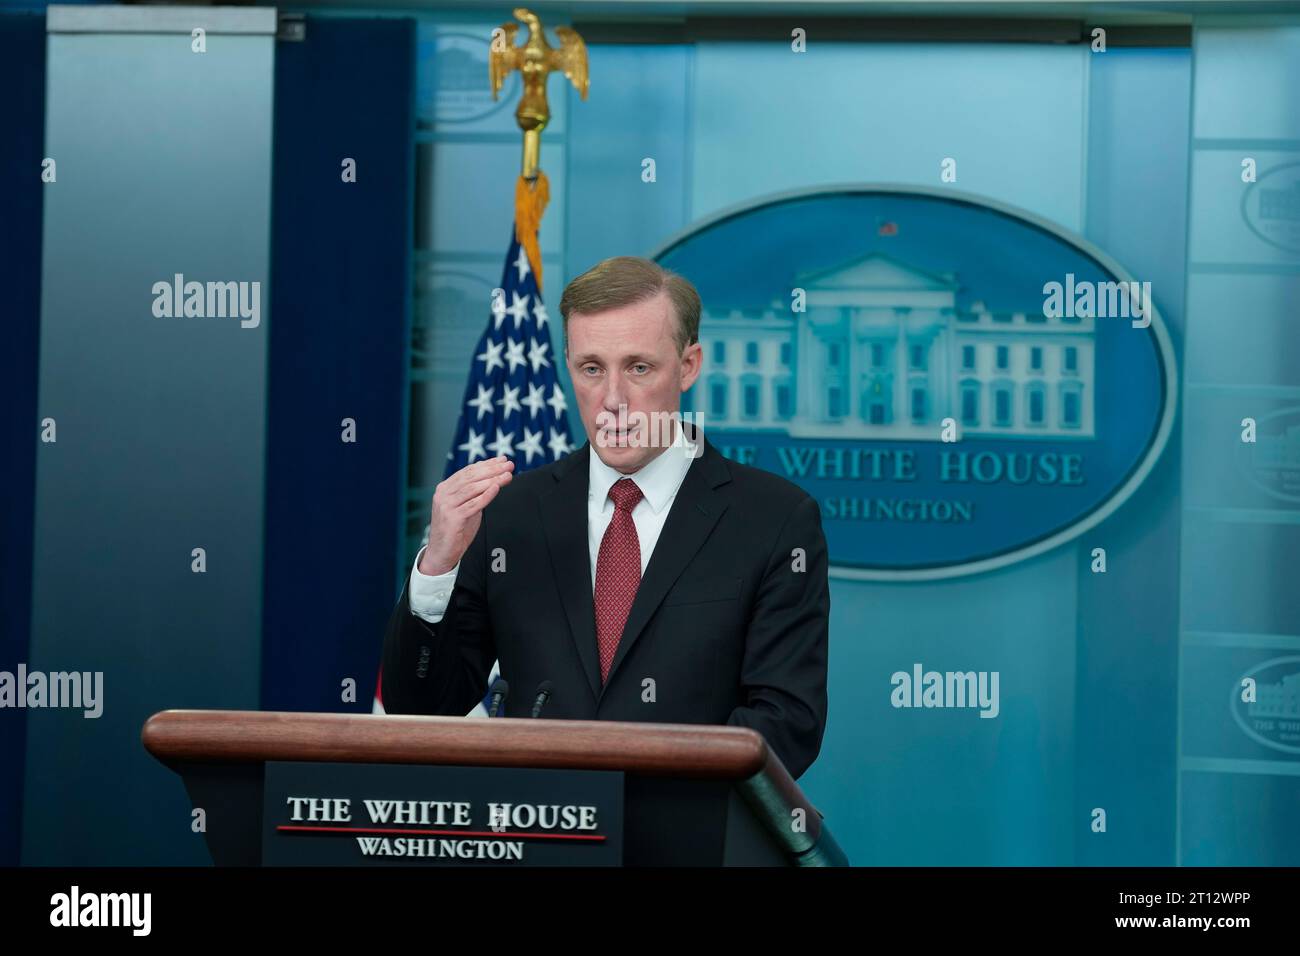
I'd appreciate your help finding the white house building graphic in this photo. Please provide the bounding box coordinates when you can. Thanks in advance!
[689,253,1096,441]
[1251,669,1300,721]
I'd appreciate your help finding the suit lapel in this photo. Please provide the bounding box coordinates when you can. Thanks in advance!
[600,431,732,697]
[539,443,601,702]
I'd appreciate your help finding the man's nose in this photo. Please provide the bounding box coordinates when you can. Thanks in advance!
[602,381,626,413]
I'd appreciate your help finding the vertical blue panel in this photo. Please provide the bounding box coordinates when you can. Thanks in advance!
[261,16,415,713]
[810,550,1081,865]
[1180,20,1300,866]
[1076,47,1190,865]
[0,10,46,869]
[23,17,275,865]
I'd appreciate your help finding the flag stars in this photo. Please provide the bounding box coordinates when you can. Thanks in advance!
[496,383,522,418]
[507,291,531,330]
[547,383,567,417]
[491,291,508,331]
[517,427,544,464]
[476,339,505,375]
[504,337,528,374]
[467,383,495,420]
[527,337,551,373]
[513,245,531,284]
[522,382,547,419]
[458,428,487,463]
[488,428,515,458]
[548,427,573,459]
[450,237,574,472]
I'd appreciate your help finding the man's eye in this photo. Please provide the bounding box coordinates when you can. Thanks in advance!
[631,364,649,374]
[583,366,601,375]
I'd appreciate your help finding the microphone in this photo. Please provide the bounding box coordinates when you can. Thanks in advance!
[487,677,509,718]
[529,680,554,718]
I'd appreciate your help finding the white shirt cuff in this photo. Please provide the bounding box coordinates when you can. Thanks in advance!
[408,545,460,624]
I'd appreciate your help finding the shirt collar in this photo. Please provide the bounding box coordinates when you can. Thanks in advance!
[588,417,698,515]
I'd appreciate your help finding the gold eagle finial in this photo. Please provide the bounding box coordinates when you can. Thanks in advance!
[489,8,588,179]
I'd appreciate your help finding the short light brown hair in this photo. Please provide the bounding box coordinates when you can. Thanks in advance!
[559,256,701,356]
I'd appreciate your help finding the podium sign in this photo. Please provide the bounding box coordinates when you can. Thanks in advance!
[262,761,624,866]
[143,711,847,866]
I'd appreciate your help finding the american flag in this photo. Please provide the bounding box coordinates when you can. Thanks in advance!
[442,228,576,477]
[374,224,575,716]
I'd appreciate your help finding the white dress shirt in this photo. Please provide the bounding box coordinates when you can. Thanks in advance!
[408,421,698,623]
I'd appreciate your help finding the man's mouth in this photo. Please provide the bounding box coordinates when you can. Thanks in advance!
[602,425,639,445]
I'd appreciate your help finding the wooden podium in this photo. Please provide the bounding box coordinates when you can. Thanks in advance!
[142,710,848,867]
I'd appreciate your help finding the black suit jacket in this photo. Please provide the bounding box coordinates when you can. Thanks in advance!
[381,427,830,779]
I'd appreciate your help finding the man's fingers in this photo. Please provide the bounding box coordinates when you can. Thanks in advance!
[461,455,513,479]
[442,455,513,491]
[441,468,513,508]
[454,473,508,516]
[426,461,511,566]
[437,457,513,502]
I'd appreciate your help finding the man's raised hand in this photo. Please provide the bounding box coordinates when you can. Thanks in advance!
[418,456,514,575]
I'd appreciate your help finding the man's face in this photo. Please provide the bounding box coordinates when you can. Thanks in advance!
[565,290,703,475]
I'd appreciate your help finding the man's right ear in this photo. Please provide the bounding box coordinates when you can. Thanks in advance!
[679,341,703,392]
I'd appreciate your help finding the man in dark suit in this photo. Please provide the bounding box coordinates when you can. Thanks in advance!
[381,256,829,779]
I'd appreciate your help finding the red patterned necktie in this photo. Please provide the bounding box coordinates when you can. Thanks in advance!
[594,477,644,684]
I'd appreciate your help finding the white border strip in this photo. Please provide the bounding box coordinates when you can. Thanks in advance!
[648,183,1180,583]
[47,5,278,36]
